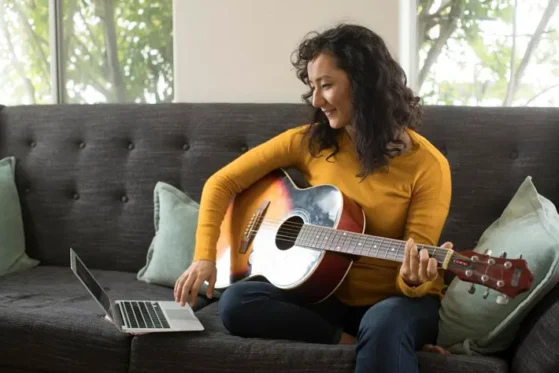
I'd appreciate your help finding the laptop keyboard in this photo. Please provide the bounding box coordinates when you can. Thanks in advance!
[120,301,170,329]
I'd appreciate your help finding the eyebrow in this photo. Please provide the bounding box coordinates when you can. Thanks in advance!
[309,75,332,84]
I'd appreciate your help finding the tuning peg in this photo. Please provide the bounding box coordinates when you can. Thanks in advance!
[483,288,490,299]
[484,249,492,256]
[517,254,523,259]
[468,283,476,294]
[500,252,507,258]
[496,294,510,305]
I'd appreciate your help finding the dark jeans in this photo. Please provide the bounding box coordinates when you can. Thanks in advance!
[218,280,440,373]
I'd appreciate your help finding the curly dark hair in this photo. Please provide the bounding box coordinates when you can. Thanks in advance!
[291,24,423,177]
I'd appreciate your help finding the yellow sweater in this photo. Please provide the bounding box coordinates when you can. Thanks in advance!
[193,125,452,306]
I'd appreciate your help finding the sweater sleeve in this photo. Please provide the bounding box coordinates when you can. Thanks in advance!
[396,156,452,298]
[193,126,307,262]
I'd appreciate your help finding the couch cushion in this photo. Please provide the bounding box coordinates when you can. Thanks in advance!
[136,181,201,290]
[438,176,559,355]
[0,265,208,373]
[0,156,39,276]
[130,302,508,373]
[511,284,559,373]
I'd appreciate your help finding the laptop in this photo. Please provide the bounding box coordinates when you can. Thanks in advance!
[70,248,204,334]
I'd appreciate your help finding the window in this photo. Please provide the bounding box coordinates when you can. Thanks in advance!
[0,0,173,105]
[416,0,559,106]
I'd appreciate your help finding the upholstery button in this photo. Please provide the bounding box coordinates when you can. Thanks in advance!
[25,188,30,194]
[79,142,85,149]
[73,193,80,200]
[182,143,190,151]
[510,151,519,159]
[241,145,249,152]
[30,141,36,148]
[128,143,134,150]
[121,195,129,203]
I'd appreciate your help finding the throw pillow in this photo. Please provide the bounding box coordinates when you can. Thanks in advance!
[137,182,220,298]
[437,176,559,355]
[0,156,39,276]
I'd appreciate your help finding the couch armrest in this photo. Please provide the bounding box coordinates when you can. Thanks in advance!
[511,283,559,373]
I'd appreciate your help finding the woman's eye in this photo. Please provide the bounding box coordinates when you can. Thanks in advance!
[321,84,331,89]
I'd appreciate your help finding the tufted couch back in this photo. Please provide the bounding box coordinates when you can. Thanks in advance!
[0,103,558,273]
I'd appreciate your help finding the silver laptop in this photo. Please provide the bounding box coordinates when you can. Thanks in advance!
[70,248,204,334]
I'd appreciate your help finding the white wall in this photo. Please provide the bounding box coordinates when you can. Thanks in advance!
[173,0,410,103]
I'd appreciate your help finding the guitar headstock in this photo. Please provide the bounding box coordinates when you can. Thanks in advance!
[447,249,533,304]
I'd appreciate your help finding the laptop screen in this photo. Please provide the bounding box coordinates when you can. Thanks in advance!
[71,249,112,315]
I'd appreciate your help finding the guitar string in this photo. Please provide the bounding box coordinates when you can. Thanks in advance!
[248,229,448,263]
[245,217,460,260]
[245,220,455,265]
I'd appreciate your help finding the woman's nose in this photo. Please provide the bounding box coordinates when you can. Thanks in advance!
[312,89,325,108]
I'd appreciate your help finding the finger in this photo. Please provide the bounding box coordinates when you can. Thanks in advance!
[419,249,430,282]
[189,276,205,307]
[179,273,195,306]
[207,270,217,299]
[427,257,438,281]
[174,274,186,301]
[409,239,419,283]
[400,238,412,280]
[440,241,453,250]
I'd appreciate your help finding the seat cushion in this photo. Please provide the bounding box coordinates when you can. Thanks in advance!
[0,265,207,373]
[130,302,509,373]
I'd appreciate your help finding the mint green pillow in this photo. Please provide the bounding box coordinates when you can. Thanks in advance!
[437,176,559,355]
[0,156,39,276]
[137,182,220,298]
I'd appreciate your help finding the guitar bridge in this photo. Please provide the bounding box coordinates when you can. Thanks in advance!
[239,200,270,254]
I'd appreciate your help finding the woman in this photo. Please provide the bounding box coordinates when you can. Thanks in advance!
[175,24,452,373]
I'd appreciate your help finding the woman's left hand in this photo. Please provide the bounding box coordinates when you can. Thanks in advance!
[399,237,453,286]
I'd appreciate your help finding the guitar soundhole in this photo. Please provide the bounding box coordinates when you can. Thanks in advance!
[276,216,304,251]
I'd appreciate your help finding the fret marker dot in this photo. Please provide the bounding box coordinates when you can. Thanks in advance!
[358,243,362,246]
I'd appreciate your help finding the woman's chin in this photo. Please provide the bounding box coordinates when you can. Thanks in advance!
[328,120,345,129]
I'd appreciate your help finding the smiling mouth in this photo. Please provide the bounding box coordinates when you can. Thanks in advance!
[323,109,336,116]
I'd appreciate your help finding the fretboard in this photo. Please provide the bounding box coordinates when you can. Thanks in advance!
[295,224,450,265]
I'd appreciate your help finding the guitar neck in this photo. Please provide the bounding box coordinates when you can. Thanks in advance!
[295,224,452,268]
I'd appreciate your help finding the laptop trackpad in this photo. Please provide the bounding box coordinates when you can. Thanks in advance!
[165,309,194,321]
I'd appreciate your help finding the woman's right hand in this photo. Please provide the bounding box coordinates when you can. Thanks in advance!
[174,259,217,307]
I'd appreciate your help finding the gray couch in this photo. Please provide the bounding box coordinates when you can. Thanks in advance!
[0,103,557,373]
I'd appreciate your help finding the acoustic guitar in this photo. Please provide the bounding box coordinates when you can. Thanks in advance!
[214,169,533,304]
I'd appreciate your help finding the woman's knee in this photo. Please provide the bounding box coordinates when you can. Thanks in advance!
[357,296,439,343]
[218,282,249,332]
[218,280,275,334]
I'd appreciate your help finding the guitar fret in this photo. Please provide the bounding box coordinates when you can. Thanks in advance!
[300,226,307,247]
[297,226,305,247]
[356,234,364,255]
[312,226,320,248]
[304,225,313,247]
[350,233,356,254]
[341,231,349,253]
[305,226,312,247]
[332,231,341,252]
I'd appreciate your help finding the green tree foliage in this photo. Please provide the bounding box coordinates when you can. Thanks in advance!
[0,0,173,104]
[418,0,559,106]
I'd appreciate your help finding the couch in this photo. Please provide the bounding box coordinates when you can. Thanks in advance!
[0,103,557,373]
